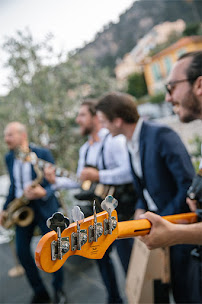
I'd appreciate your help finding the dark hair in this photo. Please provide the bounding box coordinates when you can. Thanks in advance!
[178,51,202,85]
[80,99,98,116]
[96,92,139,123]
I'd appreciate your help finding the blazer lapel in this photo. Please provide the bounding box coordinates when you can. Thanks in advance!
[29,146,37,179]
[7,151,15,181]
[139,122,146,181]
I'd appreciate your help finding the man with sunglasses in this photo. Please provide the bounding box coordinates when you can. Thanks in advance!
[140,51,202,246]
[140,51,202,303]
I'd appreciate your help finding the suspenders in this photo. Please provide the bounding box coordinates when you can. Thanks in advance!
[84,133,110,170]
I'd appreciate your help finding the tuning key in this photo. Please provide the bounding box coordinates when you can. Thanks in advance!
[47,212,70,261]
[71,206,87,251]
[47,212,70,234]
[88,201,103,243]
[101,195,118,235]
[101,195,118,213]
[71,206,84,223]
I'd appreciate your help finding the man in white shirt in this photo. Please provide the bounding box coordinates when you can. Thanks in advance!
[45,99,137,304]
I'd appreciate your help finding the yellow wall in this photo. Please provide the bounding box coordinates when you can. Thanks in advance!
[144,40,202,96]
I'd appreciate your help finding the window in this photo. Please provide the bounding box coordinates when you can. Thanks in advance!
[151,62,161,81]
[177,48,186,58]
[164,56,172,75]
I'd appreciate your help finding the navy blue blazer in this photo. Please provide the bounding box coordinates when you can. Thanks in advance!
[129,121,195,216]
[4,145,59,220]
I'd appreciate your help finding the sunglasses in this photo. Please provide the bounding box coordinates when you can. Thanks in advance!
[165,78,195,95]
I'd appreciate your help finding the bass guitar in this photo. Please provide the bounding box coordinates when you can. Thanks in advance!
[35,195,198,273]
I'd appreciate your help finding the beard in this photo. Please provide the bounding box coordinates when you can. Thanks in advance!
[180,89,201,123]
[80,124,93,136]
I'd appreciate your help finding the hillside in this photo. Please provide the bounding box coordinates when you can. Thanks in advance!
[76,0,202,71]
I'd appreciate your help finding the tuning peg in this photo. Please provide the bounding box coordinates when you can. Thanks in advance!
[88,200,103,242]
[101,195,118,213]
[47,212,70,261]
[47,212,70,233]
[71,206,84,223]
[71,206,87,251]
[101,196,118,235]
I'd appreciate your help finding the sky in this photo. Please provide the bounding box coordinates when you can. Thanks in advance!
[0,0,137,95]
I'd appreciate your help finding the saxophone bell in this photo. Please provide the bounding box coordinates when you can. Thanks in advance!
[12,206,35,227]
[2,150,43,229]
[2,206,34,229]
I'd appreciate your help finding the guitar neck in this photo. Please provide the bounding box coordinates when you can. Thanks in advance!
[117,212,198,239]
[35,159,79,182]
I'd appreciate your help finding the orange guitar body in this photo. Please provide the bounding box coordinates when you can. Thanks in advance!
[35,210,197,273]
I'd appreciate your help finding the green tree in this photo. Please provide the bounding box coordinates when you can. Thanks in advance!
[127,72,147,98]
[183,22,201,36]
[150,92,165,104]
[0,30,118,174]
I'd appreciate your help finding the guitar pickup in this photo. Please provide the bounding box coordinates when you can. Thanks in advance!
[88,222,103,243]
[51,237,70,261]
[71,229,88,251]
[103,216,117,235]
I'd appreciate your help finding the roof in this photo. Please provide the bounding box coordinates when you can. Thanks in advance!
[151,35,202,59]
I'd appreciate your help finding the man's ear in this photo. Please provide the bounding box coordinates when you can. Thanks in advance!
[194,76,202,96]
[114,117,123,127]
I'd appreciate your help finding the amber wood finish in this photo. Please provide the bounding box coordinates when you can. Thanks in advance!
[117,212,198,239]
[35,211,197,273]
[35,210,118,273]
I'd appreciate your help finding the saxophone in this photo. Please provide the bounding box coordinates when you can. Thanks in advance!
[2,155,43,229]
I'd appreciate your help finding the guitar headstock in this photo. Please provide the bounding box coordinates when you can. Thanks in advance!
[35,196,118,273]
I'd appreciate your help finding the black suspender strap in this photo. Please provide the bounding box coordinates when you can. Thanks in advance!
[84,132,110,169]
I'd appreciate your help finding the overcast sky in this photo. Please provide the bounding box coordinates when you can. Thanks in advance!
[0,0,137,95]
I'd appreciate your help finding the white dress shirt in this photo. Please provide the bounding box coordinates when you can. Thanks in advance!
[127,118,158,212]
[53,128,133,190]
[13,159,32,198]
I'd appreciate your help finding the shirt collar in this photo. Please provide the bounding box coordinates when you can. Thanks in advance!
[88,128,109,145]
[127,118,144,149]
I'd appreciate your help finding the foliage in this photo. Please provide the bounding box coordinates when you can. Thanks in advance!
[149,31,182,57]
[189,134,202,157]
[126,72,147,98]
[3,29,55,90]
[149,92,165,104]
[189,134,202,172]
[183,22,202,36]
[0,30,118,175]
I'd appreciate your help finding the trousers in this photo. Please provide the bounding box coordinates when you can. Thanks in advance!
[16,212,63,295]
[96,238,133,303]
[170,244,200,303]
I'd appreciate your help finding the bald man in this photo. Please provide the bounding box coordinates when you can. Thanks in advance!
[0,122,65,304]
